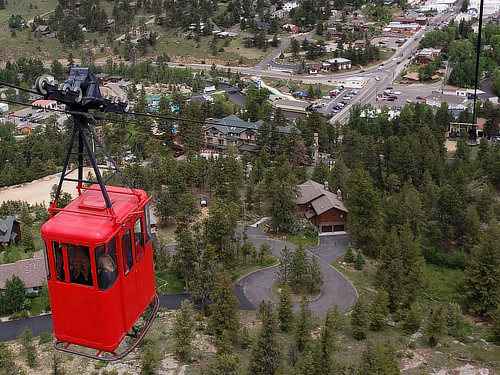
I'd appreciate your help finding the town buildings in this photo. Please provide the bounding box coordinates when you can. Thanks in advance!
[204,115,263,151]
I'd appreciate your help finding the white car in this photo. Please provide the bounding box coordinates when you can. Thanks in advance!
[343,96,351,100]
[375,76,380,81]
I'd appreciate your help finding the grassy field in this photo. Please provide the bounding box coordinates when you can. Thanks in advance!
[0,0,58,28]
[287,232,319,249]
[155,30,265,65]
[156,270,185,294]
[0,244,33,264]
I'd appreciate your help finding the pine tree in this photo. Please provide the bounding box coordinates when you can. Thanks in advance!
[344,246,355,263]
[290,246,308,293]
[141,341,161,374]
[3,275,26,314]
[354,252,365,270]
[492,305,500,344]
[351,298,368,340]
[173,300,195,362]
[249,302,281,375]
[425,304,447,347]
[294,347,316,375]
[20,328,37,368]
[401,303,423,334]
[278,246,293,284]
[294,298,311,353]
[464,224,500,315]
[446,303,467,339]
[377,225,424,312]
[206,353,240,375]
[258,243,271,265]
[208,272,239,343]
[278,284,294,332]
[189,245,217,311]
[174,228,198,284]
[21,222,35,252]
[346,167,384,257]
[358,341,400,375]
[369,290,389,331]
[314,308,339,374]
[264,154,298,233]
[307,255,323,294]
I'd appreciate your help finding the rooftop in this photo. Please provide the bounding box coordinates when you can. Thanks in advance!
[0,250,46,289]
[205,115,263,135]
[297,180,347,215]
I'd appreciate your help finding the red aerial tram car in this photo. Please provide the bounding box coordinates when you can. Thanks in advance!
[41,185,158,360]
[31,68,160,360]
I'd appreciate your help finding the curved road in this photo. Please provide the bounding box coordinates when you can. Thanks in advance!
[0,226,356,341]
[235,227,357,316]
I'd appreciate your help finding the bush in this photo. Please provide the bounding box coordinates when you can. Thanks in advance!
[446,303,471,339]
[423,247,465,269]
[141,341,161,374]
[402,303,423,334]
[38,331,52,344]
[20,328,37,368]
[354,252,365,270]
[0,342,19,374]
[344,246,355,263]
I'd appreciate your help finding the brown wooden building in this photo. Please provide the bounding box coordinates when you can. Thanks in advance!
[296,180,348,233]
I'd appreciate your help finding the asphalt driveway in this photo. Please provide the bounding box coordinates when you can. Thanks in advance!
[237,228,357,316]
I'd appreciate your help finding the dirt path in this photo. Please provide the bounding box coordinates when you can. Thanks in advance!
[0,168,97,206]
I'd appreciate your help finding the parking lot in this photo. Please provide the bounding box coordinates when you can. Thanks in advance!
[312,87,361,117]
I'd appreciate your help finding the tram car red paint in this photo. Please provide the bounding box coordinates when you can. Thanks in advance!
[41,185,157,357]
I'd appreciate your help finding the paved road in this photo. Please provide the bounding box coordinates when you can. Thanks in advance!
[236,227,357,316]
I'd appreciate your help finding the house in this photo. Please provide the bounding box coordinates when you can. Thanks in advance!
[283,23,300,33]
[0,216,21,247]
[204,115,263,150]
[255,20,271,31]
[0,102,9,114]
[0,251,47,293]
[384,21,420,36]
[32,99,57,111]
[272,98,311,114]
[415,48,442,64]
[323,58,352,71]
[403,72,420,82]
[34,25,51,36]
[215,31,238,38]
[283,1,299,11]
[296,180,348,234]
[204,85,217,94]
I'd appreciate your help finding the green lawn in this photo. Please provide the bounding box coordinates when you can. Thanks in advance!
[230,255,279,281]
[155,270,185,294]
[421,263,464,304]
[155,31,265,65]
[287,232,319,249]
[29,295,46,315]
[0,0,58,27]
[0,245,33,265]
